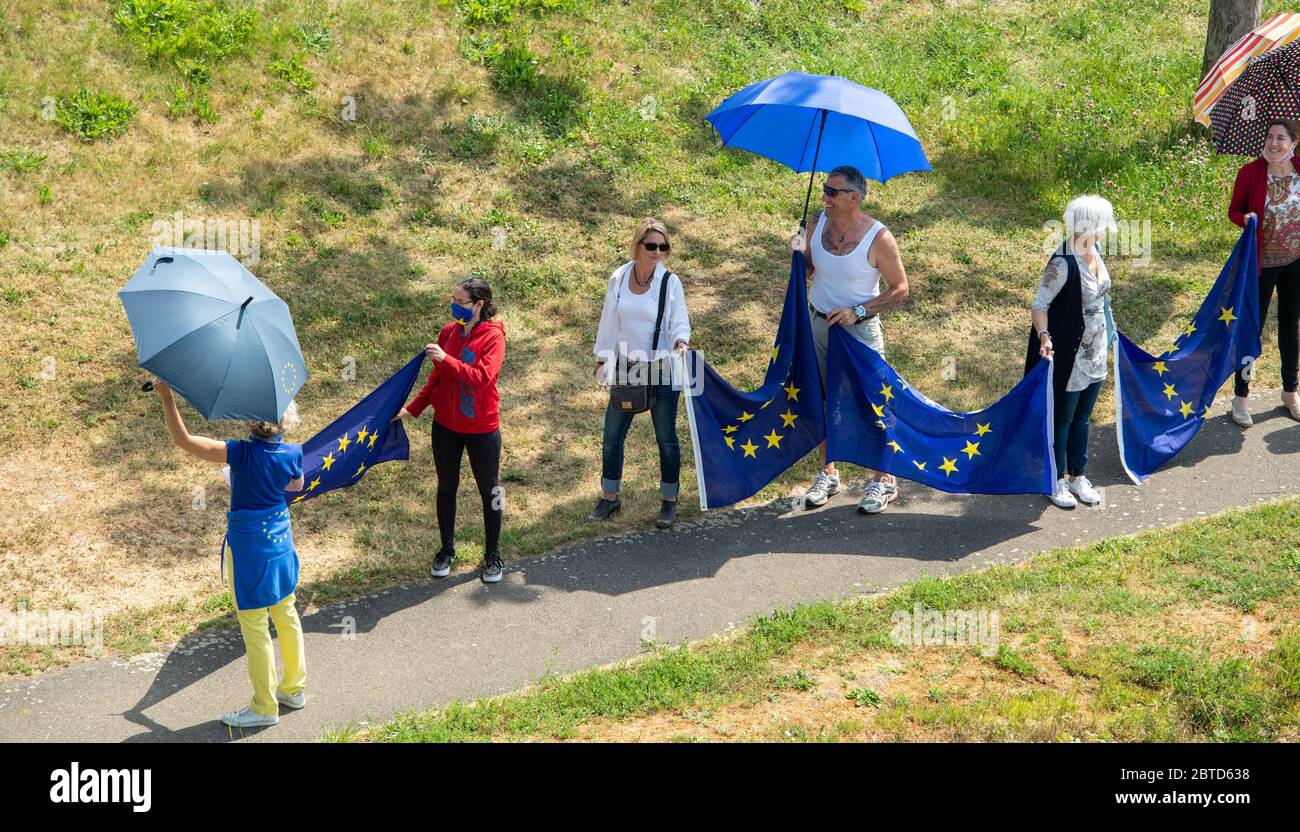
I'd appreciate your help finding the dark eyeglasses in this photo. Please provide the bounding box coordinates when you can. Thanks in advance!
[642,242,670,252]
[823,184,855,197]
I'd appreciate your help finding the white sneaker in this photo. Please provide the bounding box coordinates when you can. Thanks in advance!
[1231,396,1253,427]
[276,689,306,710]
[221,706,279,728]
[1050,478,1077,508]
[803,470,840,507]
[1067,475,1101,506]
[857,478,898,514]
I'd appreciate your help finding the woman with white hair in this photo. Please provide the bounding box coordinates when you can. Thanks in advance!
[1026,195,1117,509]
[154,381,308,729]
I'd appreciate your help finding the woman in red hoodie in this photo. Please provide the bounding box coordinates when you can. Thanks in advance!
[394,277,507,583]
[1227,119,1300,425]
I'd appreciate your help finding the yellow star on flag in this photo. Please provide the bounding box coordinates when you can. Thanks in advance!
[337,433,352,452]
[912,459,927,471]
[321,452,335,471]
[939,457,959,476]
[291,494,305,504]
[1183,321,1197,337]
[886,440,903,454]
[974,422,992,437]
[1218,306,1236,326]
[357,426,369,445]
[879,384,894,402]
[761,399,772,409]
[1162,382,1178,401]
[770,345,779,362]
[763,429,783,449]
[307,477,320,491]
[783,382,800,401]
[1178,400,1195,419]
[1151,361,1169,377]
[723,424,738,434]
[869,400,885,417]
[368,431,378,448]
[724,435,735,449]
[1201,404,1212,419]
[780,409,798,428]
[875,419,887,430]
[740,439,758,458]
[961,440,981,459]
[738,410,754,422]
[353,462,366,477]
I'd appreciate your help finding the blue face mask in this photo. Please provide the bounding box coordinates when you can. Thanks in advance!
[451,302,475,325]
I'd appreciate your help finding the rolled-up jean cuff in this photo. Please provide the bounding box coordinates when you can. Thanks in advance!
[660,481,680,498]
[601,477,621,495]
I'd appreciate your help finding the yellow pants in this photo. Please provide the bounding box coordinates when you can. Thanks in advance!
[224,546,307,717]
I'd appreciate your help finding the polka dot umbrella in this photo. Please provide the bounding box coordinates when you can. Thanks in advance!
[1212,40,1300,156]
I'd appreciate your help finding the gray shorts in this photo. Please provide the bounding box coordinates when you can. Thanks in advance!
[810,310,885,382]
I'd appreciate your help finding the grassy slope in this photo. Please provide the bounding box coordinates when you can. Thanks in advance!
[0,0,1292,674]
[360,497,1300,743]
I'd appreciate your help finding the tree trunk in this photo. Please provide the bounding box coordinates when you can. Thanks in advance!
[1202,0,1262,81]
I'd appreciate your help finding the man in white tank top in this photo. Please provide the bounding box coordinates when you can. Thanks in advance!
[789,165,911,514]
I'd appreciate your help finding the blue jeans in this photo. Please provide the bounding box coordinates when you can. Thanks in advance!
[1055,380,1102,477]
[601,382,680,498]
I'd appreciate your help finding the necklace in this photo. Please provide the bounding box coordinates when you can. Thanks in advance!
[632,264,652,288]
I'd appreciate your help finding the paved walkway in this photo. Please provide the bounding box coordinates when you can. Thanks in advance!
[2,390,1297,742]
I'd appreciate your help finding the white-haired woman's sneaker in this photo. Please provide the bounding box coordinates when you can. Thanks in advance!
[275,689,306,710]
[1231,396,1253,427]
[857,478,898,514]
[221,706,278,728]
[1050,478,1077,508]
[803,470,839,508]
[1067,475,1101,506]
[1282,391,1300,422]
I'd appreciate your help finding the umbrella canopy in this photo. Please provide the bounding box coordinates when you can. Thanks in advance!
[1195,12,1300,128]
[1211,40,1300,156]
[119,247,307,422]
[705,71,929,225]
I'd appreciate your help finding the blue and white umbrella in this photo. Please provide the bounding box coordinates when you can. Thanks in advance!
[705,71,930,225]
[119,247,307,422]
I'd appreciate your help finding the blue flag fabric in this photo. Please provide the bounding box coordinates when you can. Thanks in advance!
[1115,220,1261,482]
[684,253,827,509]
[286,352,427,505]
[825,326,1057,495]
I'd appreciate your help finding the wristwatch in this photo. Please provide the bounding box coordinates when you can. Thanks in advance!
[853,304,867,322]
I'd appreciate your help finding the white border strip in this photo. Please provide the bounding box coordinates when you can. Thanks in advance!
[1044,355,1058,490]
[679,351,709,511]
[1113,336,1143,485]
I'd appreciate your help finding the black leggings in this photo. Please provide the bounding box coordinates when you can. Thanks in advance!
[431,421,502,556]
[1235,258,1300,396]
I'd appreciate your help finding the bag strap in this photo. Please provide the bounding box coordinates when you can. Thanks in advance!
[651,270,672,354]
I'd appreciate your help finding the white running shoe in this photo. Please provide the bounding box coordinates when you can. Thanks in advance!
[1050,478,1078,508]
[276,689,306,710]
[221,706,279,728]
[803,470,840,507]
[857,478,898,514]
[1067,475,1101,506]
[1231,396,1253,427]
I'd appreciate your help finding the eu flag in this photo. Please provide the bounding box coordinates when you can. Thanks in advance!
[683,253,826,509]
[1115,219,1261,482]
[286,352,427,505]
[825,326,1056,495]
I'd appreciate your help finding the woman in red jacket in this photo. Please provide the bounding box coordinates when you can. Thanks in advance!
[1228,119,1300,425]
[394,277,507,583]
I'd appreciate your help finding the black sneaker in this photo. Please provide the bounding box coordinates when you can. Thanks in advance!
[430,549,455,578]
[481,551,503,584]
[588,497,621,520]
[655,500,677,529]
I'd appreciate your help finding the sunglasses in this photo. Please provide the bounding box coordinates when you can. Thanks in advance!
[641,242,671,252]
[823,184,855,197]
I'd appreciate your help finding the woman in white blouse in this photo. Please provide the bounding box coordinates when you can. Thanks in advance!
[1029,195,1117,509]
[590,218,691,528]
